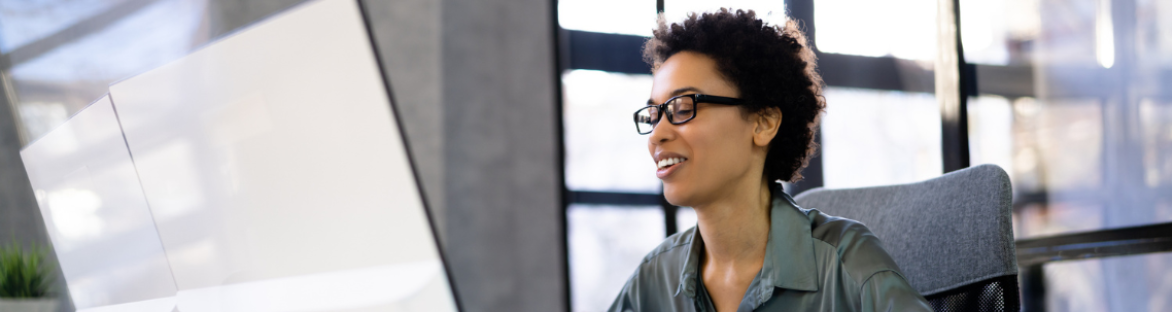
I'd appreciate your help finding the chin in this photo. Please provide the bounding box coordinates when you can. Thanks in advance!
[662,183,695,207]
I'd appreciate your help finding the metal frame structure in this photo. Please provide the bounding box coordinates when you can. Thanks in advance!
[1016,222,1172,267]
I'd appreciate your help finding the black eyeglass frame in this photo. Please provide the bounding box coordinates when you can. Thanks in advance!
[633,93,746,134]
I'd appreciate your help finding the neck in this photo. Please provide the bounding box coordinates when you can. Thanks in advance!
[694,178,773,267]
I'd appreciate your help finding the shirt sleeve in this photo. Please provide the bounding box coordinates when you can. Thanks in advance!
[859,270,933,312]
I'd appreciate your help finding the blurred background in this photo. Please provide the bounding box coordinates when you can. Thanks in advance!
[0,0,1170,311]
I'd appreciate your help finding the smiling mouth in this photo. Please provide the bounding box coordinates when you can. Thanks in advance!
[656,157,688,169]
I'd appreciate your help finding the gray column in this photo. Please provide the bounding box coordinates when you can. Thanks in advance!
[441,0,566,310]
[205,0,310,36]
[362,0,448,241]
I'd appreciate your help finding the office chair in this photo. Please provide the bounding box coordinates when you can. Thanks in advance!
[793,164,1019,312]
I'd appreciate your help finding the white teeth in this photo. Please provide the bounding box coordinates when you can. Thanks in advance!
[656,157,687,169]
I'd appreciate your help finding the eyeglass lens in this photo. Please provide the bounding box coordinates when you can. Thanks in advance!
[635,106,658,134]
[635,96,696,134]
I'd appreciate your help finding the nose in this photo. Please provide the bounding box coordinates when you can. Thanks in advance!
[648,119,677,146]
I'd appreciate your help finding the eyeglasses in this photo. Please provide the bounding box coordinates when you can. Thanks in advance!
[634,93,746,134]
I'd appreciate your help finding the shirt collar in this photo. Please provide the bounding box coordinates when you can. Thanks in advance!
[759,190,821,292]
[674,228,704,297]
[674,187,821,302]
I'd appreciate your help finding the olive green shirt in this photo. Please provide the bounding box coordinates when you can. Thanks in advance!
[608,191,932,312]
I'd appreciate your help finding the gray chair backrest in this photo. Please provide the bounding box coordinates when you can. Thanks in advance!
[793,164,1017,296]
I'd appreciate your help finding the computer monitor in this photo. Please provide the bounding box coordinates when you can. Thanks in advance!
[22,0,460,311]
[21,96,179,311]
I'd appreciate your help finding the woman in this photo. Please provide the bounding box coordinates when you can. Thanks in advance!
[610,9,931,312]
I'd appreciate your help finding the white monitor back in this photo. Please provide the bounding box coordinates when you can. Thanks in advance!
[21,96,179,311]
[21,0,459,311]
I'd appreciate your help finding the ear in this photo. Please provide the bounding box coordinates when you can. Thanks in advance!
[752,107,782,147]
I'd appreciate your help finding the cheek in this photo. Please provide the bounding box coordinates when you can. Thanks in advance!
[683,117,755,174]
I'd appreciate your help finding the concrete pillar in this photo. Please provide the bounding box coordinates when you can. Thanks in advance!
[362,0,447,241]
[440,0,566,310]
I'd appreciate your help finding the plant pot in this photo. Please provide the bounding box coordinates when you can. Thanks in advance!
[0,298,58,312]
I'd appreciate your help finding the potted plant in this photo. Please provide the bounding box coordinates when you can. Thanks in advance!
[0,243,57,312]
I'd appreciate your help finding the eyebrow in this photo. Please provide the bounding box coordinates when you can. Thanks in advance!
[646,86,703,105]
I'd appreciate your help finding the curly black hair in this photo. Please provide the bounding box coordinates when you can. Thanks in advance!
[643,8,825,183]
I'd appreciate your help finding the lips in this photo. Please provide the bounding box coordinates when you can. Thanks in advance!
[654,155,688,179]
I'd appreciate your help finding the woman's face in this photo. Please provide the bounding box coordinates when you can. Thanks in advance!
[648,51,770,207]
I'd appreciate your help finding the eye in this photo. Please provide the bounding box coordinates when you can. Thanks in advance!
[670,97,695,112]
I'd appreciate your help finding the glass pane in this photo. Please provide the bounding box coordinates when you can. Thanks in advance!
[815,0,937,61]
[963,0,1172,307]
[5,0,212,144]
[2,0,311,145]
[557,0,656,36]
[568,204,665,312]
[967,95,1014,179]
[562,70,661,193]
[820,87,942,188]
[996,0,1172,240]
[1043,252,1172,311]
[663,0,789,29]
[0,0,129,53]
[958,0,1040,65]
[559,0,791,37]
[1139,98,1172,211]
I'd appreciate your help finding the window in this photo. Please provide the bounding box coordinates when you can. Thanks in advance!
[567,205,664,312]
[815,0,937,61]
[0,0,128,53]
[3,0,211,144]
[562,70,659,193]
[961,0,1172,310]
[560,69,664,311]
[820,87,942,188]
[662,0,788,29]
[557,0,656,36]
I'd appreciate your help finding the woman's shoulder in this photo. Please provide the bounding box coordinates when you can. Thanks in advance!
[805,209,876,248]
[608,226,699,312]
[621,225,698,288]
[639,225,697,264]
[804,209,907,285]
